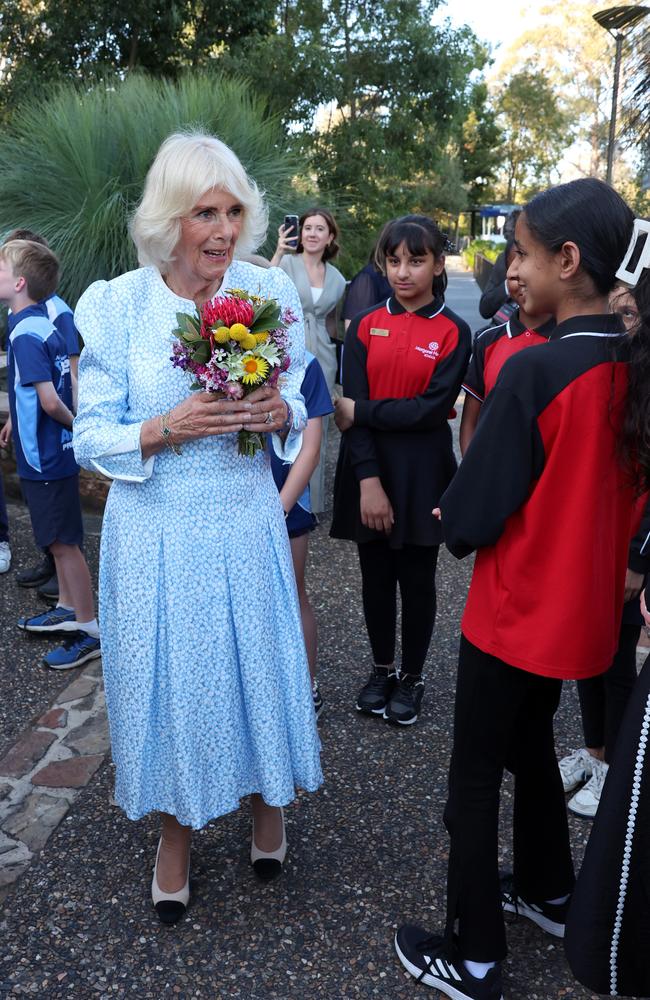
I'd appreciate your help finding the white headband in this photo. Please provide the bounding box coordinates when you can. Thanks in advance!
[616,218,650,287]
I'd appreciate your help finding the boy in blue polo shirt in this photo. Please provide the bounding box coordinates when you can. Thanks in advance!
[0,239,100,669]
[3,229,81,385]
[2,228,82,600]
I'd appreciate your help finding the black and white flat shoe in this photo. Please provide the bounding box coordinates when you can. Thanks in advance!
[251,807,286,881]
[151,838,190,925]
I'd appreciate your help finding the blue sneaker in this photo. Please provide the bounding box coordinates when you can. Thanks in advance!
[18,607,77,633]
[43,632,101,670]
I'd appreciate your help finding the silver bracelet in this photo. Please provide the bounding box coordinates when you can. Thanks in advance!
[160,412,182,456]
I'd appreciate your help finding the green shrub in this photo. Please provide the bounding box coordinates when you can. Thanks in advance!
[0,73,305,305]
[462,238,505,269]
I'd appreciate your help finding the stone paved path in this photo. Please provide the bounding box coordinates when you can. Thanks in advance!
[0,662,108,900]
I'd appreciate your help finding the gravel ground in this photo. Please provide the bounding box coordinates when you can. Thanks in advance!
[0,506,101,760]
[0,266,602,998]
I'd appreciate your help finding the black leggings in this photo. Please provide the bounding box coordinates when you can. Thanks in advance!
[357,540,438,677]
[444,636,574,961]
[577,622,640,761]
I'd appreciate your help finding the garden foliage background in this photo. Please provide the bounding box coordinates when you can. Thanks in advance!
[0,0,647,295]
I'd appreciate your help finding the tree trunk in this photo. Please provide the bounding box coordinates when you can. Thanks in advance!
[127,30,139,70]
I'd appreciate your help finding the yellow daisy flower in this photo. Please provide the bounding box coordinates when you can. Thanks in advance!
[241,354,270,385]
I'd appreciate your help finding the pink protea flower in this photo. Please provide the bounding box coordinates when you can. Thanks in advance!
[202,295,255,333]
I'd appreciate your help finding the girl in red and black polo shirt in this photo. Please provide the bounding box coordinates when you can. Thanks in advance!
[459,240,554,455]
[330,216,471,726]
[394,180,641,1000]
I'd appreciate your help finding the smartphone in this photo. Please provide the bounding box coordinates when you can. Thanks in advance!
[283,214,300,250]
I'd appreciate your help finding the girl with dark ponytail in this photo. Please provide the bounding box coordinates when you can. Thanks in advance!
[330,215,471,727]
[394,181,643,1000]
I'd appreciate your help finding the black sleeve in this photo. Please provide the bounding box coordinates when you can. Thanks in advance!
[341,317,381,482]
[354,324,471,432]
[629,495,650,574]
[461,334,487,402]
[479,253,508,319]
[440,385,546,557]
[343,271,379,321]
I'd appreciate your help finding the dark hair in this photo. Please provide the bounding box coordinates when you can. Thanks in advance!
[503,209,521,242]
[375,215,449,299]
[523,179,635,295]
[296,207,340,261]
[504,238,517,269]
[0,239,59,300]
[621,266,650,490]
[3,228,49,248]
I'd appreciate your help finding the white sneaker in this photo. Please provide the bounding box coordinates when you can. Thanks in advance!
[568,759,609,818]
[558,747,594,793]
[0,541,11,574]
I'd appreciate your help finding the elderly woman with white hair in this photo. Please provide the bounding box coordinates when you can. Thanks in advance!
[73,132,323,924]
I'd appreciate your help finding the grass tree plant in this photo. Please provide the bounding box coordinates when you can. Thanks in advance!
[0,73,303,305]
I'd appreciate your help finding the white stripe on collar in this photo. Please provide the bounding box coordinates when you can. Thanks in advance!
[561,331,623,339]
[506,320,513,339]
[476,320,508,343]
[386,298,444,319]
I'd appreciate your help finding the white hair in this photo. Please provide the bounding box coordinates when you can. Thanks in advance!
[131,131,268,272]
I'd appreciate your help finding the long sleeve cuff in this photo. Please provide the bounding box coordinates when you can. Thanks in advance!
[353,399,371,427]
[270,424,303,463]
[88,422,155,482]
[353,459,381,481]
[270,396,307,463]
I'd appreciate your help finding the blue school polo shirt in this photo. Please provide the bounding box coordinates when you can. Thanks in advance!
[44,294,81,357]
[7,304,78,481]
[270,351,333,522]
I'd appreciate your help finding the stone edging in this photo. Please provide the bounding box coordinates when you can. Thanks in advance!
[0,661,109,904]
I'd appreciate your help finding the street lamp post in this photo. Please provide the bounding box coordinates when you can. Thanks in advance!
[593,4,650,185]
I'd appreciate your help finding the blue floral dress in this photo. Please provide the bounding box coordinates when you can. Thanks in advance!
[73,262,323,829]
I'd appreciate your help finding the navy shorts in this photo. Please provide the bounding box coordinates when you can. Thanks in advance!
[286,502,317,540]
[20,474,84,549]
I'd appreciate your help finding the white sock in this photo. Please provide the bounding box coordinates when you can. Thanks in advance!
[546,893,570,905]
[56,603,73,611]
[76,618,100,638]
[464,960,497,980]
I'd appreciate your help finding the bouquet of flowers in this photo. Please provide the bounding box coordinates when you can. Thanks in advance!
[171,288,297,457]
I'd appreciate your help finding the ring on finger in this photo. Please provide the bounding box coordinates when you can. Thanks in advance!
[264,410,274,425]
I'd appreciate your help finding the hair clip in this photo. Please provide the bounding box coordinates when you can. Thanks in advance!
[616,218,650,287]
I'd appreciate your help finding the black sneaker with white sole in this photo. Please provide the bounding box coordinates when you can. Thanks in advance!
[384,674,424,725]
[356,668,397,715]
[394,926,503,1000]
[500,873,568,938]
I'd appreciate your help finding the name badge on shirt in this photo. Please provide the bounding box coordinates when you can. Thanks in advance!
[370,327,390,337]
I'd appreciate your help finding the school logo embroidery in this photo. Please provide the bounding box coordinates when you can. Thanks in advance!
[415,341,440,360]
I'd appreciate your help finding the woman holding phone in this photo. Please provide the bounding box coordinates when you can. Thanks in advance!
[271,208,346,512]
